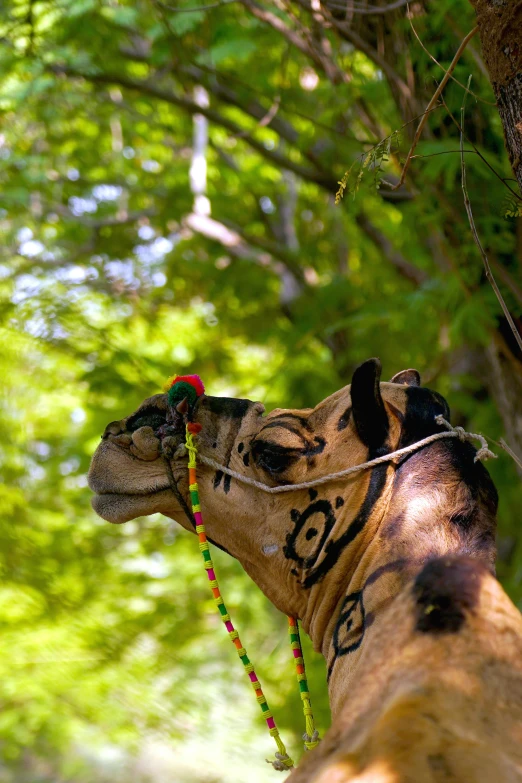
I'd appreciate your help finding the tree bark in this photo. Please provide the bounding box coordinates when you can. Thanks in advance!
[469,0,522,193]
[468,1,522,459]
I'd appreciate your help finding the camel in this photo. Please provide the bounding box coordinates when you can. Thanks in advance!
[88,358,522,782]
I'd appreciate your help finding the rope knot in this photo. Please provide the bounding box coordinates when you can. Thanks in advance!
[303,729,320,750]
[266,752,294,771]
[434,415,496,463]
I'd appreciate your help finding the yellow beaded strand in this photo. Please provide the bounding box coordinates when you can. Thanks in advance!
[185,424,294,772]
[288,617,320,751]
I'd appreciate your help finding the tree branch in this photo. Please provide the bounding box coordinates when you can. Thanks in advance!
[52,204,156,228]
[182,60,378,143]
[47,65,336,191]
[356,213,429,285]
[184,212,306,306]
[181,65,299,143]
[219,216,305,281]
[180,64,333,174]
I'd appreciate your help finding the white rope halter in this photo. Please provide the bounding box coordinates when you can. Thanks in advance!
[191,416,496,495]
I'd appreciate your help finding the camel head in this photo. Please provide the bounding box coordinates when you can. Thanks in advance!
[88,358,497,654]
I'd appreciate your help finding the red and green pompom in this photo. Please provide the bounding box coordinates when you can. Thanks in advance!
[165,374,205,409]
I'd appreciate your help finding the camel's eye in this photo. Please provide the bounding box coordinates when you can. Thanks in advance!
[251,440,296,475]
[127,409,166,432]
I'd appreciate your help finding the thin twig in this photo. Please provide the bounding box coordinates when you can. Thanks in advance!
[408,10,496,107]
[324,0,411,14]
[460,77,522,356]
[392,25,478,190]
[411,149,475,159]
[230,96,281,139]
[439,94,522,202]
[490,259,522,309]
[499,439,522,472]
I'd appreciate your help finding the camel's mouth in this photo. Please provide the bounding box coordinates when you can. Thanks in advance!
[91,486,172,524]
[87,436,184,523]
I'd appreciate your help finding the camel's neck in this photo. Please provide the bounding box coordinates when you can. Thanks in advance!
[323,552,415,717]
[304,442,497,719]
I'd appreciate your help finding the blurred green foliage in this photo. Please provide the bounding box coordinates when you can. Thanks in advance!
[1,0,522,780]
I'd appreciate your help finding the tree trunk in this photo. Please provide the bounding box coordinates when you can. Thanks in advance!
[469,1,522,193]
[467,1,522,463]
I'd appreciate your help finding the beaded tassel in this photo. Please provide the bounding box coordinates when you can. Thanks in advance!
[288,617,320,750]
[185,423,294,772]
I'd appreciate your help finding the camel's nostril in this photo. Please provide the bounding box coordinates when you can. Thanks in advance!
[127,409,167,433]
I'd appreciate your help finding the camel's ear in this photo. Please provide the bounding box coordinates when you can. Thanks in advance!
[389,369,421,387]
[351,358,389,451]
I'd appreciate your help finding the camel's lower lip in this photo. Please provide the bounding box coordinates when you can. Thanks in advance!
[91,488,171,524]
[93,484,171,498]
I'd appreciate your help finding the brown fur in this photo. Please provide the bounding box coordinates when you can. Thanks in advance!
[88,359,522,781]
